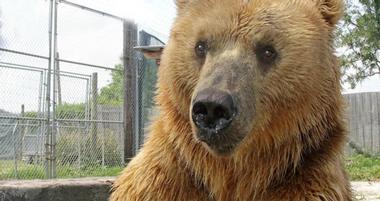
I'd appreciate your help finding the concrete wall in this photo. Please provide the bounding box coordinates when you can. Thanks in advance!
[0,177,114,201]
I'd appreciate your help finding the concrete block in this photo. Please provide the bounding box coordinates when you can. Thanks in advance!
[0,177,114,201]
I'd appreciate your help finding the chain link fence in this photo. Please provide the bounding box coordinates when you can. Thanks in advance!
[136,30,164,148]
[0,64,47,179]
[0,0,163,180]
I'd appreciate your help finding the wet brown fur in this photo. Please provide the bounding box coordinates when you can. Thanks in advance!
[110,0,352,200]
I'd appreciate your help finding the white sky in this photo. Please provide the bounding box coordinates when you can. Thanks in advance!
[0,0,176,113]
[0,0,379,113]
[66,0,176,42]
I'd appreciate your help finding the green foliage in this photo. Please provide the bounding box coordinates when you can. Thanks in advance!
[20,103,85,120]
[56,131,80,166]
[345,154,380,181]
[0,160,123,180]
[24,111,38,118]
[56,129,122,167]
[337,0,380,88]
[99,64,123,106]
[0,160,45,179]
[98,61,159,116]
[56,103,85,119]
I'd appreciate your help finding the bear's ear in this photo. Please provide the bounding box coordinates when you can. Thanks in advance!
[313,0,344,26]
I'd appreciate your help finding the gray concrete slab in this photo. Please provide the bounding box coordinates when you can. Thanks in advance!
[0,178,379,201]
[0,177,114,201]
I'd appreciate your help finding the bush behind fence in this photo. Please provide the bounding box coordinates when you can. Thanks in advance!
[0,0,162,180]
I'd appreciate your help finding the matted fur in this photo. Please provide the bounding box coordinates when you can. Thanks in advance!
[110,0,352,200]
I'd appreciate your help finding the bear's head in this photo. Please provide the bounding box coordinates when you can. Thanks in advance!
[158,0,344,156]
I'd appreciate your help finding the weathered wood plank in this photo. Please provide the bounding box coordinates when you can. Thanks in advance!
[349,94,357,143]
[355,93,364,150]
[372,92,380,154]
[364,93,373,152]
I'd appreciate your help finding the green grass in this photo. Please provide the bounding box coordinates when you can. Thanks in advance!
[2,155,380,181]
[0,160,123,180]
[345,154,380,181]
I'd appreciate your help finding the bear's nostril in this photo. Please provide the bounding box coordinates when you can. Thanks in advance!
[214,106,230,120]
[193,102,208,116]
[191,89,235,133]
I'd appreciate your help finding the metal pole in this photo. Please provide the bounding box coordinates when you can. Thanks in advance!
[41,70,47,163]
[83,77,90,168]
[46,0,54,180]
[0,62,93,78]
[0,48,50,60]
[58,58,118,71]
[91,72,98,163]
[51,0,59,178]
[123,20,138,163]
[47,0,58,179]
[58,0,125,21]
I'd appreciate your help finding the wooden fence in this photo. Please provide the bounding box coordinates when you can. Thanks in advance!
[97,93,380,156]
[344,92,380,155]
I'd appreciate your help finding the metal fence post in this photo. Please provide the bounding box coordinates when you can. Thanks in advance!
[46,0,54,180]
[123,20,138,164]
[37,71,44,164]
[47,0,58,179]
[19,105,25,162]
[51,0,59,179]
[91,72,98,163]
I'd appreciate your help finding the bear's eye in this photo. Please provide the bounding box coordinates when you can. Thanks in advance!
[195,41,208,58]
[256,45,277,64]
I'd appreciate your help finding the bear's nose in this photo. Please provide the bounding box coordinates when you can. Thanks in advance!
[191,89,236,133]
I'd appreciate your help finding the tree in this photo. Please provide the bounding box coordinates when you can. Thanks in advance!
[98,60,158,110]
[337,0,380,88]
[98,64,124,105]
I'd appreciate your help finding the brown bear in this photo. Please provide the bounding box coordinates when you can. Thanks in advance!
[110,0,352,200]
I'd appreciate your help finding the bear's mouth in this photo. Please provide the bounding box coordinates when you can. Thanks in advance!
[194,127,245,156]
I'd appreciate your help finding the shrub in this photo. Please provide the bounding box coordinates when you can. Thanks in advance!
[56,129,122,167]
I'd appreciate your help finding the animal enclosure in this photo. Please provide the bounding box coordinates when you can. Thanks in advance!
[0,0,379,182]
[0,0,163,180]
